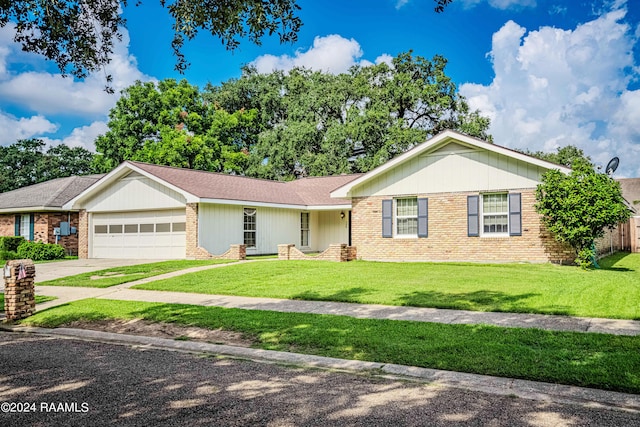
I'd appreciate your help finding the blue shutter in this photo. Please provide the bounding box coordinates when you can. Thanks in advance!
[14,215,20,236]
[467,195,479,237]
[509,193,522,236]
[417,198,428,238]
[29,214,34,241]
[382,199,393,238]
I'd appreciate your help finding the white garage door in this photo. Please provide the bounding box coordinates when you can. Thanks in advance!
[91,209,186,259]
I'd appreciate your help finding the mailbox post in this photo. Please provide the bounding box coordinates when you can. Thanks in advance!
[3,259,36,321]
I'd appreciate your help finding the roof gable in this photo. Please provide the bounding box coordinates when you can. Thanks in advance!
[331,130,572,198]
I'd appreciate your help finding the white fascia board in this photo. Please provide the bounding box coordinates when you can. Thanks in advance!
[63,162,198,209]
[199,198,351,211]
[0,207,70,214]
[330,130,572,199]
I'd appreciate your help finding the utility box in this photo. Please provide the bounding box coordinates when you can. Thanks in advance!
[59,222,71,236]
[70,226,77,235]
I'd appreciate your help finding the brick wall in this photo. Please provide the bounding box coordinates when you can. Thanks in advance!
[78,209,88,259]
[352,189,574,263]
[185,203,199,258]
[0,214,14,236]
[0,212,80,255]
[278,243,357,262]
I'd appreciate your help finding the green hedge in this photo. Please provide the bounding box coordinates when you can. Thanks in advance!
[0,236,25,252]
[16,241,66,261]
[0,249,18,260]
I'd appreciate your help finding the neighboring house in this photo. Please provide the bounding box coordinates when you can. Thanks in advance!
[330,130,576,263]
[0,175,104,255]
[618,178,640,253]
[64,162,360,259]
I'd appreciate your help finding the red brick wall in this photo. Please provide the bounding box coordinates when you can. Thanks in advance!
[0,212,80,255]
[352,189,574,264]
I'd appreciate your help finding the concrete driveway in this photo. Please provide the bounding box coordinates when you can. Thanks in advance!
[34,258,163,282]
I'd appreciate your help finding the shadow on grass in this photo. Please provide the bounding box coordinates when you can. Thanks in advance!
[598,252,635,272]
[292,287,371,303]
[396,290,572,316]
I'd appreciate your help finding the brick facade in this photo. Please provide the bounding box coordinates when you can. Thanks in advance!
[185,203,199,259]
[352,189,575,263]
[78,210,88,259]
[278,243,357,262]
[0,212,80,255]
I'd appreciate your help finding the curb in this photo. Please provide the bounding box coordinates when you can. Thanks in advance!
[1,324,638,413]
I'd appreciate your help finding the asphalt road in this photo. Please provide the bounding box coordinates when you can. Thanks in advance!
[0,332,638,427]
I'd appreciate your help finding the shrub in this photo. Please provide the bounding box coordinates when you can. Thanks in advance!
[0,250,18,260]
[0,236,25,252]
[17,241,66,261]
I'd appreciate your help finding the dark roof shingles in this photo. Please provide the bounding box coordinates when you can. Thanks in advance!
[0,175,104,210]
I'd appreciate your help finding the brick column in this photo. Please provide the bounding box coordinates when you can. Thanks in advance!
[278,244,294,260]
[3,259,36,321]
[78,209,88,259]
[186,203,199,259]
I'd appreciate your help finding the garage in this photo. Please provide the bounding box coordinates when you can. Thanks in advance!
[91,209,186,259]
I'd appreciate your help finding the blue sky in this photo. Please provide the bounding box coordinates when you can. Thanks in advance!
[0,0,639,176]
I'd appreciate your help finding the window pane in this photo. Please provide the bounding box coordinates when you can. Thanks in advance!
[172,222,186,232]
[109,224,123,233]
[396,198,417,216]
[124,224,138,233]
[140,224,154,233]
[156,223,170,232]
[94,225,108,234]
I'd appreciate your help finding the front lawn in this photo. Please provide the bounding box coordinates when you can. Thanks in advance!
[134,252,640,320]
[38,260,234,288]
[20,298,640,394]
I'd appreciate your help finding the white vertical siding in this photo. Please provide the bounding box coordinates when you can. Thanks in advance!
[84,173,186,212]
[315,211,349,250]
[199,203,300,255]
[351,143,546,197]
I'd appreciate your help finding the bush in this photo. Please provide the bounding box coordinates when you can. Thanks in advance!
[0,236,25,252]
[17,241,66,261]
[0,249,18,260]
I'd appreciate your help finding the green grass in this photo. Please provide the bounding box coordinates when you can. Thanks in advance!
[134,253,640,320]
[0,294,56,312]
[20,298,640,394]
[38,260,234,288]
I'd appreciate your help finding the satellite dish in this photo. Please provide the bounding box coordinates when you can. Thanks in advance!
[605,157,619,176]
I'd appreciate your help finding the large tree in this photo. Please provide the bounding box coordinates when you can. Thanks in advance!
[94,78,257,174]
[205,52,491,180]
[535,158,630,268]
[0,139,96,192]
[0,0,302,91]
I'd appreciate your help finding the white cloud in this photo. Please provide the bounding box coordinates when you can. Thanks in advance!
[252,34,366,74]
[460,0,536,9]
[42,121,108,152]
[0,112,58,145]
[0,26,152,118]
[460,3,640,177]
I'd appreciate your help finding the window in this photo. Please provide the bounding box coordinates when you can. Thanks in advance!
[19,214,31,239]
[109,224,123,233]
[396,198,418,236]
[243,208,256,248]
[155,223,171,232]
[482,194,508,234]
[140,224,154,233]
[94,225,108,234]
[124,224,138,233]
[172,222,186,232]
[300,212,310,247]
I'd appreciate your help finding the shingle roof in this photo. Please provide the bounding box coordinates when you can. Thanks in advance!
[129,162,361,206]
[0,175,105,210]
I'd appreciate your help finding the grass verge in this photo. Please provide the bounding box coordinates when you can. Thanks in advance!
[134,253,640,320]
[37,260,234,288]
[20,298,640,394]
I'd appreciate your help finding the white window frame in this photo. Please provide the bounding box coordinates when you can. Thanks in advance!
[243,208,257,248]
[481,193,509,236]
[19,213,30,240]
[395,197,418,238]
[300,212,310,247]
